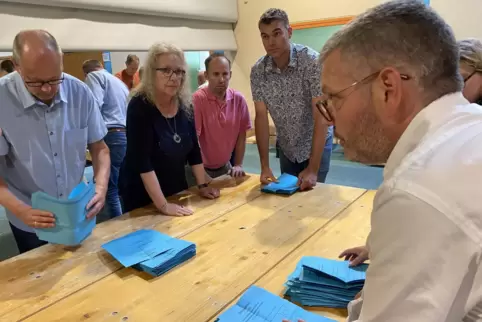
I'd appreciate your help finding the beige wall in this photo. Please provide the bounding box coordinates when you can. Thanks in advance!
[230,0,386,126]
[231,0,482,126]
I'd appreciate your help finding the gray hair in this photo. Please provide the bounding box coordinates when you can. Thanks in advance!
[320,0,463,104]
[12,30,62,64]
[130,42,192,117]
[458,38,482,71]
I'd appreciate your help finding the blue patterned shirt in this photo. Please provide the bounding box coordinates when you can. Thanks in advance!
[250,43,333,163]
[0,72,107,232]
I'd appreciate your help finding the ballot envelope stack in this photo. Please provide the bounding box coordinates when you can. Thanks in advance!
[284,257,368,308]
[102,229,196,277]
[216,285,336,322]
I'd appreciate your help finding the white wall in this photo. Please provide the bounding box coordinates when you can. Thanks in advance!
[0,52,12,57]
[431,0,482,40]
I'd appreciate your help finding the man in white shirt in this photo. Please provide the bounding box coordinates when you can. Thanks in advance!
[313,1,482,321]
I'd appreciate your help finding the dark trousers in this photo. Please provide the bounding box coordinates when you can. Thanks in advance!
[104,130,127,218]
[278,134,333,183]
[9,223,47,254]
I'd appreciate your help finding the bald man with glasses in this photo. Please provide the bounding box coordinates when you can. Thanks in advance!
[0,30,110,254]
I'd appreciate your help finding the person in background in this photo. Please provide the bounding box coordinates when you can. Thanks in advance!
[314,1,482,320]
[193,53,251,178]
[459,38,482,105]
[250,8,333,189]
[0,30,110,254]
[82,59,129,218]
[138,66,144,81]
[0,59,14,77]
[119,42,220,216]
[197,70,208,89]
[115,54,140,90]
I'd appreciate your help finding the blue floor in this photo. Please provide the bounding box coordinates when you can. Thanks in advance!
[0,144,382,261]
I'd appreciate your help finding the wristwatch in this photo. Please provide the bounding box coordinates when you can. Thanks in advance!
[197,183,209,189]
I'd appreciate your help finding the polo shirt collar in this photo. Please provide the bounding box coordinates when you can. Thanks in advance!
[15,72,68,109]
[265,43,298,73]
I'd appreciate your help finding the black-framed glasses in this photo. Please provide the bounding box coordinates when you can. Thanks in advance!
[25,76,64,88]
[155,68,186,79]
[464,70,477,83]
[316,71,411,122]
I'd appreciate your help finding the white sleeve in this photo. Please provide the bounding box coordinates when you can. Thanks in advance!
[356,188,479,322]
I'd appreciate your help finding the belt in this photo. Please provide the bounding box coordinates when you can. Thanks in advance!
[108,127,126,132]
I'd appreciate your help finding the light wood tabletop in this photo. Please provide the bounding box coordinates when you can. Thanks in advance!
[0,174,373,322]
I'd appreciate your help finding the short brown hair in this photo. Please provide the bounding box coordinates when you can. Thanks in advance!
[82,59,102,74]
[126,54,139,65]
[258,8,289,28]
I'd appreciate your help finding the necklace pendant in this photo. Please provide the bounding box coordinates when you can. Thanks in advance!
[173,133,181,143]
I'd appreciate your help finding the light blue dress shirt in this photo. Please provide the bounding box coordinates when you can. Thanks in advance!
[85,69,129,128]
[0,72,107,232]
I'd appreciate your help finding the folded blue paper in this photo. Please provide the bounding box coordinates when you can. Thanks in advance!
[216,285,335,322]
[284,257,368,308]
[261,173,299,195]
[102,229,196,277]
[32,180,96,246]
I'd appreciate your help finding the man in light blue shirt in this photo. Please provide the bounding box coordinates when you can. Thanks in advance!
[82,59,128,218]
[0,30,110,254]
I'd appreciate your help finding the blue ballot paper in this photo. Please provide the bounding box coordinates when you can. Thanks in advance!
[216,285,336,322]
[102,229,196,277]
[284,257,368,308]
[261,173,299,195]
[32,180,96,246]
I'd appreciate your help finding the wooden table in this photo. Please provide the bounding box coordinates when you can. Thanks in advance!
[0,175,373,322]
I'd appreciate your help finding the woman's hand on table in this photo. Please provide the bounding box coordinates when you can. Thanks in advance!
[339,245,369,266]
[199,186,220,199]
[158,202,193,217]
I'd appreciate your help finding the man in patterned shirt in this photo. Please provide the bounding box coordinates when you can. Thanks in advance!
[250,8,333,189]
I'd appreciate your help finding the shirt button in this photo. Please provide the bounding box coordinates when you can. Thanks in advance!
[57,174,60,178]
[54,153,58,156]
[49,131,53,135]
[60,193,63,197]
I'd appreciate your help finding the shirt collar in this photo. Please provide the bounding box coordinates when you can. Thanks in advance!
[384,92,469,179]
[14,72,68,109]
[204,87,233,102]
[264,43,298,73]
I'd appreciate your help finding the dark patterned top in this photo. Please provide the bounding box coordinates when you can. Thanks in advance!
[250,43,333,163]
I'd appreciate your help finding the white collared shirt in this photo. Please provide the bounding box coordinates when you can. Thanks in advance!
[355,93,482,322]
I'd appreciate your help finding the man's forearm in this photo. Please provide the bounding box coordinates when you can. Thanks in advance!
[0,177,29,216]
[233,131,247,166]
[255,115,270,169]
[308,116,328,172]
[90,143,110,193]
[191,164,208,185]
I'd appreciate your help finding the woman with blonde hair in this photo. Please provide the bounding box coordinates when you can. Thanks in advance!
[119,43,220,215]
[458,38,482,104]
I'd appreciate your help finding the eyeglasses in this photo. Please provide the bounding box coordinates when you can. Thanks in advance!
[25,76,65,88]
[155,68,186,79]
[464,70,477,83]
[316,70,411,122]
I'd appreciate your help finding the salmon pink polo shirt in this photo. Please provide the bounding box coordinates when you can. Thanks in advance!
[193,87,252,169]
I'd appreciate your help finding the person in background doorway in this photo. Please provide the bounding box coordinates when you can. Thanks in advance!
[115,54,140,90]
[458,38,482,105]
[192,53,251,178]
[119,42,220,216]
[0,30,110,254]
[250,8,333,189]
[0,59,14,77]
[315,1,482,320]
[82,59,129,218]
[197,70,208,89]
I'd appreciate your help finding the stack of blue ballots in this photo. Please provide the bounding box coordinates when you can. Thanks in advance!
[261,173,299,195]
[102,229,196,277]
[217,285,336,322]
[284,257,368,308]
[31,180,96,246]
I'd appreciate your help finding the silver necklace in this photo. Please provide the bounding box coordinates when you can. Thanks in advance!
[164,114,181,143]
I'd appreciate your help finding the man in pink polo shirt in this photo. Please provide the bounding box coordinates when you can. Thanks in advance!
[193,53,252,178]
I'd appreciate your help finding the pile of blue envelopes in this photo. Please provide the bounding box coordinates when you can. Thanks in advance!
[32,180,96,246]
[102,229,196,277]
[216,285,336,322]
[261,173,299,195]
[284,257,368,308]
